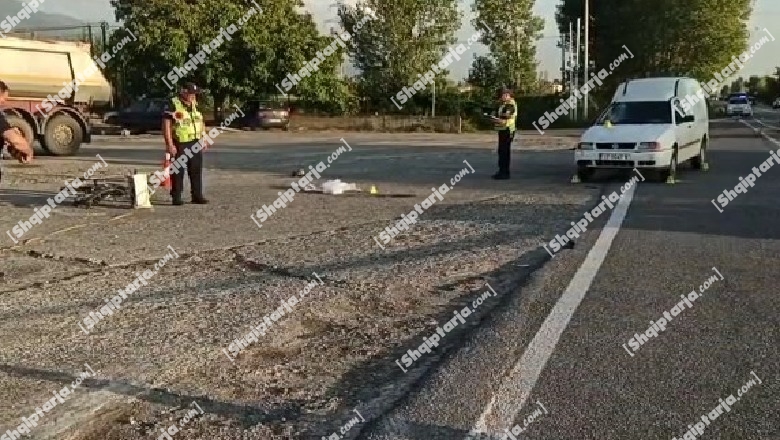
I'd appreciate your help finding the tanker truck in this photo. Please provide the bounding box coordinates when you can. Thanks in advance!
[0,36,112,155]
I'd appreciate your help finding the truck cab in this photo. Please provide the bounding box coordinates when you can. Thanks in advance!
[574,77,710,182]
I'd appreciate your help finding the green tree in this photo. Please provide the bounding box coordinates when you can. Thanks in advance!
[105,0,350,116]
[556,0,753,98]
[747,75,763,95]
[339,0,460,113]
[731,77,745,93]
[767,68,780,102]
[472,0,544,94]
[468,55,501,92]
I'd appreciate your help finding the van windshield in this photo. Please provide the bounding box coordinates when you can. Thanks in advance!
[598,101,672,125]
[728,97,748,104]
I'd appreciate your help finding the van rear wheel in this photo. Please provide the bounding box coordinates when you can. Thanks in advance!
[691,138,708,170]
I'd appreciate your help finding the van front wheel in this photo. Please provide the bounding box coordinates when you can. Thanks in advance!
[659,147,678,183]
[576,166,594,182]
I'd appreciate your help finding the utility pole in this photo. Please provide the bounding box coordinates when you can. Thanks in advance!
[432,79,436,117]
[583,0,589,119]
[575,18,581,120]
[568,22,573,105]
[328,1,347,78]
[329,26,347,77]
[559,34,566,91]
[101,21,108,49]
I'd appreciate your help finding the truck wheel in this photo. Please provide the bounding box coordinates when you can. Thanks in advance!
[691,138,708,170]
[4,115,35,147]
[42,114,83,156]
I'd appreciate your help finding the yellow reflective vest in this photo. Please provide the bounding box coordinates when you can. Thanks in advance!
[170,97,204,143]
[495,98,517,133]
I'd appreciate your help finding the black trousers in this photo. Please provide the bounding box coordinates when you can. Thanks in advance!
[497,129,514,174]
[171,139,204,200]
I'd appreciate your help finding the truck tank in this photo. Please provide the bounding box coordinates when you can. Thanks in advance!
[0,36,112,104]
[0,36,113,155]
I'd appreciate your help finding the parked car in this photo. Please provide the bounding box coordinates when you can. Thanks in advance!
[725,96,753,117]
[238,100,290,131]
[574,77,709,182]
[773,97,780,109]
[104,98,169,133]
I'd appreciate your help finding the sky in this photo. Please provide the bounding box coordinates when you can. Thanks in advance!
[30,0,780,82]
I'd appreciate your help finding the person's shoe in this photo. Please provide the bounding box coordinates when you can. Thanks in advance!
[492,172,510,180]
[192,197,209,204]
[172,198,184,206]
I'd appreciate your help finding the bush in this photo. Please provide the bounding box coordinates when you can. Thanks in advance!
[459,93,600,131]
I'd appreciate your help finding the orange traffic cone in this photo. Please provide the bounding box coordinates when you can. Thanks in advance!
[162,153,172,189]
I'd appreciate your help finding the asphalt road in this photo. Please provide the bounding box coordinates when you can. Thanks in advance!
[358,118,778,440]
[0,123,776,440]
[0,130,586,440]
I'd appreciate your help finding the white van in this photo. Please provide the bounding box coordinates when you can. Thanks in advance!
[574,77,709,182]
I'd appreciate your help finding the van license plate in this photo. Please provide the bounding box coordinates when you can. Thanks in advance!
[600,153,630,160]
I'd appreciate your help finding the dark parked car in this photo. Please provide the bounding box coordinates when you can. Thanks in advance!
[238,100,290,131]
[104,98,169,133]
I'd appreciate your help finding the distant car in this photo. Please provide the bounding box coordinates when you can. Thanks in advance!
[104,98,169,133]
[726,96,753,117]
[773,97,780,109]
[727,92,755,105]
[238,100,290,131]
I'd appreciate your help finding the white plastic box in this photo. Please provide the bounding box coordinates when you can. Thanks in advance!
[322,180,357,195]
[322,179,345,195]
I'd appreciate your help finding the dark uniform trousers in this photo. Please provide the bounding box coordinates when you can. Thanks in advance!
[497,129,514,175]
[171,139,204,200]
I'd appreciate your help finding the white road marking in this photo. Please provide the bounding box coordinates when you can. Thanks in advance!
[741,120,780,149]
[749,118,780,130]
[465,183,637,438]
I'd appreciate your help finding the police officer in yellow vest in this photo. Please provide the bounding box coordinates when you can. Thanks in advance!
[493,87,517,180]
[162,83,208,205]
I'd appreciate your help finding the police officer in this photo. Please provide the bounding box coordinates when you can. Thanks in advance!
[492,87,516,180]
[0,81,33,163]
[162,83,208,205]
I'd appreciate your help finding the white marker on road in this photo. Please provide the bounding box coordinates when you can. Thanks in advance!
[465,183,637,438]
[742,119,780,149]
